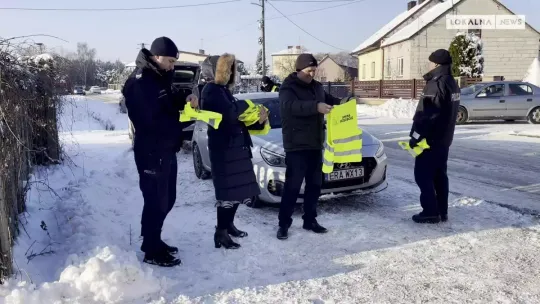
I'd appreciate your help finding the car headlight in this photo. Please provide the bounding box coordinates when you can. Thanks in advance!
[261,148,286,167]
[375,141,385,159]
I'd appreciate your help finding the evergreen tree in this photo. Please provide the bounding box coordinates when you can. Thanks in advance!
[449,32,484,77]
[255,49,269,75]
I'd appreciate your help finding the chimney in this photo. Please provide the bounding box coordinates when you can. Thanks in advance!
[407,1,416,10]
[418,0,425,4]
[287,46,293,49]
[199,49,205,54]
[296,46,301,49]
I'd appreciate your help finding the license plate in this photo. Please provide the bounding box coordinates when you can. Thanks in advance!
[326,168,364,181]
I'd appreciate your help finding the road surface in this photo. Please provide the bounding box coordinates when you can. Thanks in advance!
[360,118,540,216]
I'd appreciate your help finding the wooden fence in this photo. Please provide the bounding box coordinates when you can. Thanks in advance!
[353,77,483,99]
[320,77,482,100]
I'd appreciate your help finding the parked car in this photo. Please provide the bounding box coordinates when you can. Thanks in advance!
[458,81,540,124]
[73,86,85,95]
[89,86,102,94]
[127,61,201,146]
[191,92,388,207]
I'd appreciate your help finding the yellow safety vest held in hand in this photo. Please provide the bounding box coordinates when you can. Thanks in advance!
[238,99,270,135]
[397,139,430,157]
[271,85,278,92]
[179,103,222,129]
[322,98,363,173]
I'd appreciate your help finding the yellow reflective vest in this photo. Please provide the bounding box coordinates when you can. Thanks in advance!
[179,103,222,129]
[397,139,430,157]
[238,99,271,135]
[180,100,270,135]
[271,85,278,92]
[322,99,363,173]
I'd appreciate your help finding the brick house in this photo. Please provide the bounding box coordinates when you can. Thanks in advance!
[352,0,540,81]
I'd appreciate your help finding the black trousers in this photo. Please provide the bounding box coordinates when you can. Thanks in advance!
[134,148,178,253]
[414,145,449,217]
[278,150,323,228]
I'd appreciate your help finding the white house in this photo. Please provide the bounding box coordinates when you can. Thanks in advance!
[352,0,540,81]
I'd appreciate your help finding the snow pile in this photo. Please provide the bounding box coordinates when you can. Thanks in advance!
[103,89,121,94]
[357,98,417,119]
[0,247,167,304]
[522,57,540,87]
[511,129,540,138]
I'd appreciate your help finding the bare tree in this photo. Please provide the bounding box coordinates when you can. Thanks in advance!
[76,43,96,86]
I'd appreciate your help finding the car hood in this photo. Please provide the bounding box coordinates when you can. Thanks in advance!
[252,128,380,155]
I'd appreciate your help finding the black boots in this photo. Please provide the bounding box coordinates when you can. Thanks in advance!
[214,227,240,249]
[277,227,289,240]
[228,203,248,237]
[143,251,181,267]
[412,212,441,224]
[214,205,245,249]
[303,220,328,234]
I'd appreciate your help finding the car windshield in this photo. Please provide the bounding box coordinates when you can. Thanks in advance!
[461,84,484,95]
[249,97,281,129]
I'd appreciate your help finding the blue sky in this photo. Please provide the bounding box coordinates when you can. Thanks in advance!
[1,0,539,67]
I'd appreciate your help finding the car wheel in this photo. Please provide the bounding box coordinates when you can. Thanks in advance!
[456,106,468,125]
[246,196,262,208]
[527,107,540,124]
[193,143,211,180]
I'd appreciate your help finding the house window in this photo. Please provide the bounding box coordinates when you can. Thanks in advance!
[362,64,366,79]
[371,62,375,78]
[468,29,482,38]
[397,57,404,76]
[385,59,391,78]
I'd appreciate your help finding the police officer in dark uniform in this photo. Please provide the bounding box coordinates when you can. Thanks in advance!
[409,49,460,224]
[260,76,280,92]
[123,37,198,266]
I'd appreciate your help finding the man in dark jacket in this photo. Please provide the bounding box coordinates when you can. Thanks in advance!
[122,37,198,267]
[409,49,460,224]
[277,53,340,240]
[260,76,280,92]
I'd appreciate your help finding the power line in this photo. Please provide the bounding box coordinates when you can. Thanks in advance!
[266,0,347,51]
[0,0,240,11]
[270,0,356,2]
[204,0,364,42]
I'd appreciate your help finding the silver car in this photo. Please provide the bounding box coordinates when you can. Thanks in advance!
[191,92,388,207]
[458,81,540,124]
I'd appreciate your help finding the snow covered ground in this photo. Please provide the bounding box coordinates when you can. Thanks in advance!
[1,97,540,303]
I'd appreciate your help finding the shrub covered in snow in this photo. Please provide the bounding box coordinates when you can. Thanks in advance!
[449,32,484,78]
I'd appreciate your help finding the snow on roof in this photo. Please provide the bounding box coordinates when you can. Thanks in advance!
[382,0,461,47]
[125,62,136,67]
[272,46,308,56]
[323,55,358,69]
[351,0,432,54]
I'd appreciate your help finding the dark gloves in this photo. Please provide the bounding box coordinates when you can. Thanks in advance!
[409,137,419,148]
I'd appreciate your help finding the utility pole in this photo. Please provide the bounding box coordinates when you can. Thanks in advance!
[138,43,147,49]
[253,0,266,76]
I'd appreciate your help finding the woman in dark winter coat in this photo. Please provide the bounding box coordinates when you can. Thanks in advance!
[200,54,268,249]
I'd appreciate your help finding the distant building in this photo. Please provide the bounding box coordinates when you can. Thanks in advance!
[178,50,209,64]
[351,0,540,81]
[271,45,308,80]
[316,55,358,82]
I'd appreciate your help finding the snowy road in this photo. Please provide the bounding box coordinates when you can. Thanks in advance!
[359,118,540,215]
[1,97,540,303]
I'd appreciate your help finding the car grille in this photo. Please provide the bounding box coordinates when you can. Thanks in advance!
[321,157,378,189]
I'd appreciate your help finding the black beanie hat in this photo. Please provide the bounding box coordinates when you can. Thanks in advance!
[295,53,318,71]
[150,37,179,58]
[429,49,452,65]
